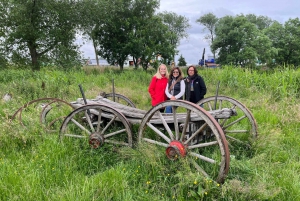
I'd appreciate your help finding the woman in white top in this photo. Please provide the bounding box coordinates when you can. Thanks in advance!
[165,67,185,113]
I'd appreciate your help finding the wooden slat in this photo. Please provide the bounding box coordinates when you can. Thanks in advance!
[70,97,236,124]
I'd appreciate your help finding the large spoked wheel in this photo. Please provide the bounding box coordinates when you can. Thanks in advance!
[10,97,73,131]
[197,96,258,147]
[60,104,133,148]
[102,92,136,108]
[138,100,230,183]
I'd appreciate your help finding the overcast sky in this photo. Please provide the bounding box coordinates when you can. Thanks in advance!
[79,0,300,65]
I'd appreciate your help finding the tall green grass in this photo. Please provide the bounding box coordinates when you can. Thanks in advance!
[0,65,299,200]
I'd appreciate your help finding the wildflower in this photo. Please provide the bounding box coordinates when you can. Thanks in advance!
[217,183,220,187]
[194,180,198,185]
[204,192,208,195]
[145,190,148,193]
[146,181,151,185]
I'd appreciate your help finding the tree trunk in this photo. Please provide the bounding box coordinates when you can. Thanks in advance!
[92,39,99,66]
[28,43,40,71]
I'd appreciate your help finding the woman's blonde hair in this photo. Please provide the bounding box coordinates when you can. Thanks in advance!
[154,64,169,79]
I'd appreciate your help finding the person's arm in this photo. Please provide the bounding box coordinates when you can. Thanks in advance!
[148,77,157,99]
[175,80,186,99]
[165,83,172,99]
[198,76,207,97]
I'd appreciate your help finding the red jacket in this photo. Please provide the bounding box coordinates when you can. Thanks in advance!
[148,76,168,106]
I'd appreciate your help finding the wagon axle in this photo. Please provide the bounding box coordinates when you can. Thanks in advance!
[166,140,187,160]
[89,133,105,149]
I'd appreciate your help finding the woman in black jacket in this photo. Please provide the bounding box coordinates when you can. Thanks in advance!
[185,65,207,104]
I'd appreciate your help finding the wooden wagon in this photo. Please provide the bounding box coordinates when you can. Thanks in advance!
[11,91,257,184]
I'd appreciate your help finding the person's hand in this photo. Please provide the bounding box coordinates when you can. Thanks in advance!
[170,96,176,100]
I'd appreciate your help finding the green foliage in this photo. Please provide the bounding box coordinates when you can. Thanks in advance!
[0,66,300,200]
[265,18,300,67]
[178,54,187,66]
[196,12,218,58]
[158,11,191,61]
[93,0,160,70]
[0,0,82,70]
[212,15,277,67]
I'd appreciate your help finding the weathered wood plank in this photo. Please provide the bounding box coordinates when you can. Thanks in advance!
[70,97,236,125]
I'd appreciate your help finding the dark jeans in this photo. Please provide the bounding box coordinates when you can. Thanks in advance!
[165,106,172,113]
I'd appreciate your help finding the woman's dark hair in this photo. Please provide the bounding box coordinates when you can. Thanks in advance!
[170,66,183,80]
[187,65,198,75]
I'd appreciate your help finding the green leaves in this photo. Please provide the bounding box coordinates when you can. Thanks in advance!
[0,0,82,70]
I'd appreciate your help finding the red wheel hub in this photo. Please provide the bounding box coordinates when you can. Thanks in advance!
[166,140,186,160]
[89,133,104,149]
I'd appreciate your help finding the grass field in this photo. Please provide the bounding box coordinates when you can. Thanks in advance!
[0,65,299,200]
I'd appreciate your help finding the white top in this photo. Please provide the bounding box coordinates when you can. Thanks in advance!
[165,79,186,99]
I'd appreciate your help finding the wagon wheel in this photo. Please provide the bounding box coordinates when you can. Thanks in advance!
[39,100,74,132]
[10,97,73,131]
[197,96,258,147]
[102,92,136,108]
[60,104,133,149]
[138,100,230,183]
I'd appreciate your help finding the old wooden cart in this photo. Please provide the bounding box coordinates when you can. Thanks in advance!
[11,91,257,184]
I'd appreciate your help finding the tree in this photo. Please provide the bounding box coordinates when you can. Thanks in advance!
[196,13,218,58]
[265,18,300,67]
[94,0,159,70]
[76,0,108,66]
[157,11,190,62]
[212,14,276,67]
[245,14,274,30]
[123,1,165,69]
[134,15,175,70]
[0,0,82,70]
[177,54,187,66]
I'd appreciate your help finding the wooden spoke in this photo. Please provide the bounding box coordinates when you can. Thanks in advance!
[101,115,117,135]
[104,129,127,138]
[184,123,207,145]
[96,108,102,133]
[146,122,171,143]
[180,109,191,141]
[189,151,216,164]
[188,141,219,149]
[189,158,209,177]
[158,112,174,141]
[222,115,247,130]
[172,108,180,140]
[142,138,169,147]
[71,118,91,135]
[84,111,95,132]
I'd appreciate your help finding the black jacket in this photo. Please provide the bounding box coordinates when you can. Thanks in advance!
[185,75,207,103]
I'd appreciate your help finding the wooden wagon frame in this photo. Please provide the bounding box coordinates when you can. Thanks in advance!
[11,89,257,184]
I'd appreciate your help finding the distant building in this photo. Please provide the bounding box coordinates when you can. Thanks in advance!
[86,57,110,66]
[85,57,133,67]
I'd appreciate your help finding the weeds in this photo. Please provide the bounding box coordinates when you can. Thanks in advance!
[0,65,299,200]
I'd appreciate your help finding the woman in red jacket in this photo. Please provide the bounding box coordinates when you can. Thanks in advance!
[148,64,169,110]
